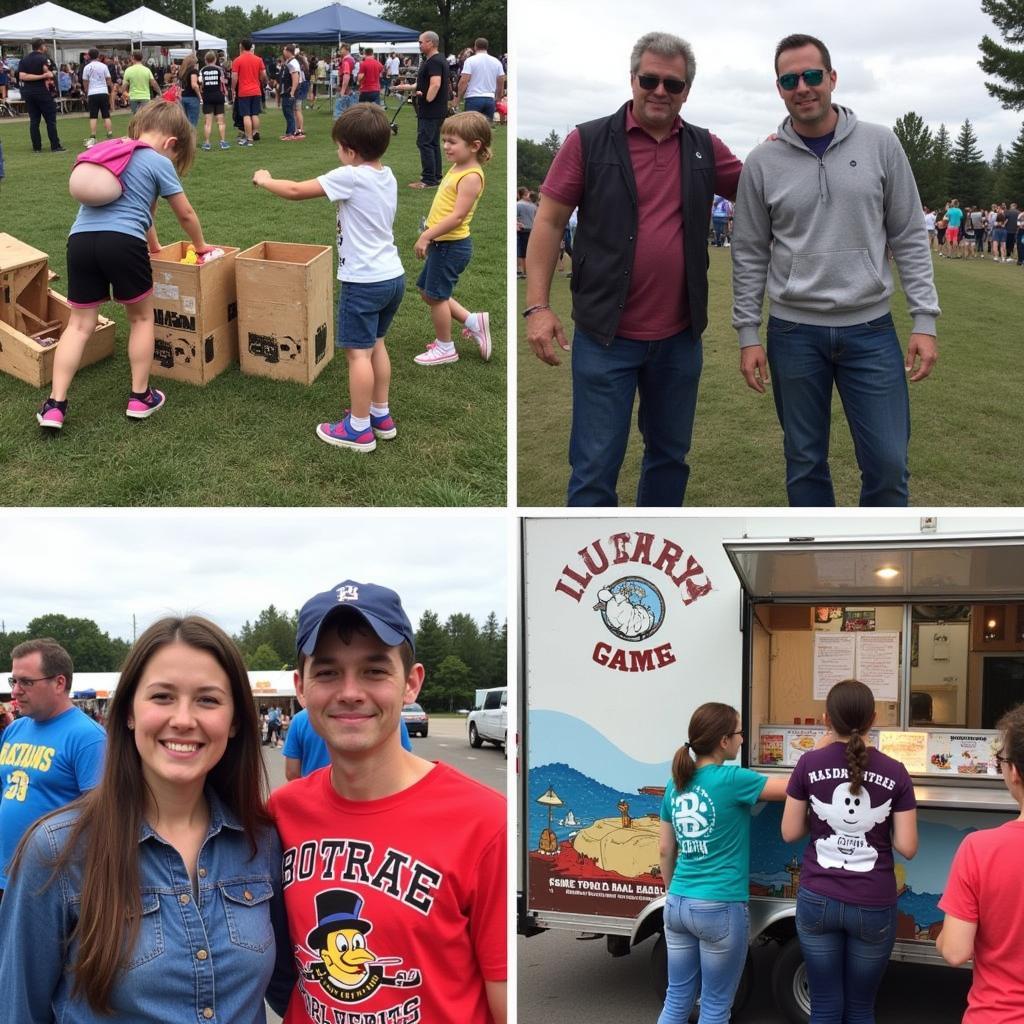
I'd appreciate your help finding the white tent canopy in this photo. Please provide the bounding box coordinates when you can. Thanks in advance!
[0,1,127,43]
[103,6,226,52]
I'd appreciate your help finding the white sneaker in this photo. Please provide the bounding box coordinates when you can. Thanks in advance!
[462,312,491,361]
[414,342,459,366]
[84,137,96,148]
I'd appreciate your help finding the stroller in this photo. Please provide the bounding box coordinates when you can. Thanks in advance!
[388,91,410,135]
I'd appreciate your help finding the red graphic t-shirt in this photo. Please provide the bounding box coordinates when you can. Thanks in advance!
[268,761,506,1023]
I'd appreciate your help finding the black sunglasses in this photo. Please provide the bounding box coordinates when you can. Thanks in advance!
[635,73,687,95]
[778,68,826,90]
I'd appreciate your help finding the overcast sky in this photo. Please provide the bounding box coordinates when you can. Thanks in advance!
[0,511,507,642]
[516,0,1022,161]
[211,0,379,18]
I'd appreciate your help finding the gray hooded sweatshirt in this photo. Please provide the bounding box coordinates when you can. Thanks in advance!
[731,105,940,348]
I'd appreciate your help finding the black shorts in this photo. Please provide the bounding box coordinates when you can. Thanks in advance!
[202,99,225,115]
[67,231,153,307]
[87,93,110,119]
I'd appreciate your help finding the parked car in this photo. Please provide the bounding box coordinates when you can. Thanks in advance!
[401,702,428,737]
[468,686,506,752]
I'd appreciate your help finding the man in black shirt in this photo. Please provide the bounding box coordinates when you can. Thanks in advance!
[18,38,64,152]
[396,30,447,188]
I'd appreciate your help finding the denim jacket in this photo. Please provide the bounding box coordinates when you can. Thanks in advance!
[0,790,296,1023]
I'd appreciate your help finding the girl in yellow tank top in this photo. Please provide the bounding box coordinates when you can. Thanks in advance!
[412,111,494,366]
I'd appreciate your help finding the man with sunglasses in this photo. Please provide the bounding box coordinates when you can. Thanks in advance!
[732,33,939,507]
[525,31,742,506]
[0,639,105,902]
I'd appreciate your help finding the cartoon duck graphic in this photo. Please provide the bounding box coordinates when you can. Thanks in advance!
[810,782,891,872]
[309,891,376,991]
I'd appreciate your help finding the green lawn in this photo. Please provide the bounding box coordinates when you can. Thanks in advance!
[517,248,1024,506]
[0,101,506,506]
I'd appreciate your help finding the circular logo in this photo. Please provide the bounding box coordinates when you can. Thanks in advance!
[596,576,665,642]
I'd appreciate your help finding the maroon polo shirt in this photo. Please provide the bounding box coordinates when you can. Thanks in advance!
[542,103,742,340]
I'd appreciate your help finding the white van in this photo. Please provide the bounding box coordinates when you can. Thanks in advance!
[468,686,507,751]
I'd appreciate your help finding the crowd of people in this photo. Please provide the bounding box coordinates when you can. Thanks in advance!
[925,200,1024,265]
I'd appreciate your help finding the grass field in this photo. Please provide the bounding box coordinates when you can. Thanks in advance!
[517,249,1024,507]
[0,100,506,506]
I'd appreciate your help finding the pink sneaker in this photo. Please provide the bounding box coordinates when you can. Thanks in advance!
[125,388,166,419]
[414,342,459,366]
[316,415,376,452]
[36,398,66,430]
[370,411,397,440]
[461,311,491,361]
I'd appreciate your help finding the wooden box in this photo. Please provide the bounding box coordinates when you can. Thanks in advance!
[235,242,334,385]
[149,242,239,385]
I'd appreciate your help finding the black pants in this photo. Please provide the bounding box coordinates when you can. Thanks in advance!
[416,116,444,185]
[24,90,61,151]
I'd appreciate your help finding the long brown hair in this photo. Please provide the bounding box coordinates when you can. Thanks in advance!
[671,702,739,791]
[826,678,875,794]
[9,616,270,1014]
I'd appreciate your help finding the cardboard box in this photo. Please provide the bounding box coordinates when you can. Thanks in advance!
[0,290,115,388]
[149,242,239,385]
[235,242,334,385]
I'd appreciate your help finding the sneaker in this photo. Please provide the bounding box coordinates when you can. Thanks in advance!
[370,411,397,440]
[238,137,252,146]
[294,129,305,136]
[461,311,491,361]
[253,131,261,141]
[315,415,376,452]
[414,342,459,366]
[84,137,96,148]
[36,398,66,430]
[220,140,230,150]
[125,387,166,419]
[202,142,212,151]
[51,146,67,153]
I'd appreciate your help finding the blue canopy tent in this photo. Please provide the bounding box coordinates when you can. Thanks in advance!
[251,4,419,45]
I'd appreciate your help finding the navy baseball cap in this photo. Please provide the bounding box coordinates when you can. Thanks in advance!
[296,581,415,658]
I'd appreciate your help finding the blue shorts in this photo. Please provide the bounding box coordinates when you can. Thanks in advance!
[994,227,1007,243]
[295,80,309,100]
[334,93,357,116]
[416,237,472,300]
[337,275,405,348]
[236,95,261,118]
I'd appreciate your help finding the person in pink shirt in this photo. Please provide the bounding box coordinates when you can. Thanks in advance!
[938,703,1024,1023]
[522,31,741,507]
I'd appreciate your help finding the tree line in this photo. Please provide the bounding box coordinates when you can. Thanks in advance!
[1,605,507,713]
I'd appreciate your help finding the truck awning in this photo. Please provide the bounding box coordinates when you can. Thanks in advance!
[723,533,1024,603]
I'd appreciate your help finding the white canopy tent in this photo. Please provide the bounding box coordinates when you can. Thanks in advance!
[103,6,226,53]
[0,2,126,44]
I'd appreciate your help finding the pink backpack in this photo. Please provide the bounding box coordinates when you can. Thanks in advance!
[69,138,153,206]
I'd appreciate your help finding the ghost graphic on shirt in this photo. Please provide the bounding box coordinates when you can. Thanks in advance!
[809,782,892,872]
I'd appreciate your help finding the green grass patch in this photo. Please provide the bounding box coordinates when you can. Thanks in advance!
[0,101,506,506]
[518,249,1024,506]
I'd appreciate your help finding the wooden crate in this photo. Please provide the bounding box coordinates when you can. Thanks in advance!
[235,242,334,385]
[0,233,50,337]
[0,290,115,388]
[149,242,239,385]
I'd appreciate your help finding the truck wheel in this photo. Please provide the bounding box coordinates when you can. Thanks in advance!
[771,936,811,1024]
[650,932,751,1022]
[469,723,482,748]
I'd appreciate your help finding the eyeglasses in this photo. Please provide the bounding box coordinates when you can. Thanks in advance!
[995,751,1013,770]
[7,675,57,689]
[778,68,826,90]
[635,74,687,95]
[726,731,743,737]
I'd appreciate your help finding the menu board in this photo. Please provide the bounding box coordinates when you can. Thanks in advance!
[925,732,1000,776]
[812,631,899,700]
[878,731,929,774]
[758,726,882,767]
[813,633,855,698]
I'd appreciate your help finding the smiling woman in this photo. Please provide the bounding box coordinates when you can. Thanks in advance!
[0,615,296,1024]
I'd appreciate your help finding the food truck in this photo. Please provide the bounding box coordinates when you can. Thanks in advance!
[518,515,1023,1022]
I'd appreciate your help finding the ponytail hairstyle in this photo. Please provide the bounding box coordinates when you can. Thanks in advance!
[826,678,875,794]
[996,703,1024,777]
[671,702,739,791]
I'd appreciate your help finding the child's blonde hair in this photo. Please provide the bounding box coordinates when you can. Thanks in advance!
[442,111,492,164]
[128,99,196,176]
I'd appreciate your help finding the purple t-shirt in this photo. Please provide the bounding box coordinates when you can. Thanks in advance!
[787,743,916,907]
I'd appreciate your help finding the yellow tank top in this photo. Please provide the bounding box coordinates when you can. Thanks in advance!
[426,165,485,241]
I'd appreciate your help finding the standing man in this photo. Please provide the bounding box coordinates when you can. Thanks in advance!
[81,48,113,148]
[396,31,447,189]
[17,39,64,153]
[458,37,505,121]
[1005,201,1019,264]
[122,50,158,114]
[268,581,506,1022]
[279,45,302,141]
[384,51,401,99]
[944,199,963,258]
[0,639,105,901]
[524,31,741,506]
[732,34,939,507]
[356,46,384,105]
[231,38,267,147]
[335,43,357,115]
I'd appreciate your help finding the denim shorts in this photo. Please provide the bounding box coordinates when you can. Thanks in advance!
[416,237,472,300]
[337,275,405,348]
[295,80,309,100]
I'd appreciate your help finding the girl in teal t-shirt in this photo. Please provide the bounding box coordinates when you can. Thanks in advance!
[657,702,788,1024]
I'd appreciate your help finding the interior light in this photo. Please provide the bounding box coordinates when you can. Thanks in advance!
[875,567,899,580]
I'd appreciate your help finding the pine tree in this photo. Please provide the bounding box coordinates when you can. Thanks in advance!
[928,124,954,209]
[979,0,1024,109]
[893,112,934,202]
[949,119,988,206]
[1004,121,1024,200]
[992,143,1008,199]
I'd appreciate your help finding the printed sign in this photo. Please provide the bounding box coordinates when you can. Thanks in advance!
[879,731,929,774]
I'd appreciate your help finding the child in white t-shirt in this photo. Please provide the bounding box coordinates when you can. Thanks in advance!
[252,104,405,453]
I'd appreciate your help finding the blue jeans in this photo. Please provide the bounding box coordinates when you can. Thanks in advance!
[712,216,728,246]
[765,313,910,506]
[180,94,200,126]
[658,895,749,1024]
[465,96,495,119]
[796,888,897,1024]
[281,94,295,135]
[568,326,702,506]
[334,92,356,117]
